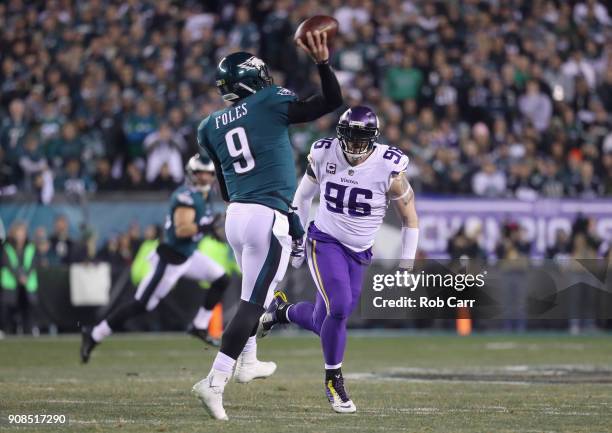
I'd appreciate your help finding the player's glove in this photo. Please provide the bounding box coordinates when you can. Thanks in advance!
[291,238,306,268]
[197,214,216,235]
[288,212,305,241]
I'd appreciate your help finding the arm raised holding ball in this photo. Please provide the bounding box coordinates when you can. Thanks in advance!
[287,29,343,124]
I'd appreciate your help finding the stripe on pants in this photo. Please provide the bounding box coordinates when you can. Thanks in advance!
[307,239,330,314]
[249,218,283,306]
[136,259,167,305]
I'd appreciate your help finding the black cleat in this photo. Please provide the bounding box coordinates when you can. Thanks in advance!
[80,328,98,364]
[187,325,220,347]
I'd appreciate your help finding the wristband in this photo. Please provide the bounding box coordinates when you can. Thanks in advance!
[401,227,419,261]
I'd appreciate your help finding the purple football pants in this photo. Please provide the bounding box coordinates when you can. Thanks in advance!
[288,233,369,367]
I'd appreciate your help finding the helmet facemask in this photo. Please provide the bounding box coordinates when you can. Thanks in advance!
[337,122,379,163]
[188,170,215,193]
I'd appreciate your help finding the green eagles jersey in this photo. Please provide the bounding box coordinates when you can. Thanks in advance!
[197,85,298,212]
[164,185,212,257]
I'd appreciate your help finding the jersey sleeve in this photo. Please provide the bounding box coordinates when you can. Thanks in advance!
[197,116,230,201]
[306,137,334,181]
[385,146,409,175]
[262,85,298,124]
[382,146,410,190]
[172,190,197,210]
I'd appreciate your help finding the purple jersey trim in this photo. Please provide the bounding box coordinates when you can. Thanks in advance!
[307,222,373,264]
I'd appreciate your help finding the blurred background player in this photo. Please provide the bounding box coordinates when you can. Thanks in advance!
[192,30,342,420]
[80,155,244,364]
[259,106,419,413]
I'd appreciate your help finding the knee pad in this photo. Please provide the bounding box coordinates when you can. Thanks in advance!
[328,301,351,321]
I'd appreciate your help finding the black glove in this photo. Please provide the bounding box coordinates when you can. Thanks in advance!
[288,212,305,242]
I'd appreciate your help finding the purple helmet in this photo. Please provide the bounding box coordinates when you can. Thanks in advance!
[336,106,380,158]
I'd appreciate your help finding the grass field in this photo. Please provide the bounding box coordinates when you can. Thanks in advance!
[1,332,612,433]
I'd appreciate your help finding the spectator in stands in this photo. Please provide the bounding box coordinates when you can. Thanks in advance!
[519,80,553,132]
[0,148,17,197]
[96,232,124,268]
[124,101,157,164]
[120,162,147,190]
[49,215,74,265]
[19,133,54,204]
[0,99,28,167]
[0,0,609,201]
[93,158,119,192]
[47,122,83,166]
[33,227,59,268]
[447,224,485,260]
[150,163,180,190]
[570,160,604,198]
[55,158,95,198]
[472,159,507,197]
[546,229,572,259]
[598,67,612,112]
[143,123,186,184]
[384,54,423,103]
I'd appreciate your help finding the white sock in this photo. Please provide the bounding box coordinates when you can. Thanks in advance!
[91,320,112,343]
[240,336,257,363]
[325,362,342,370]
[192,307,213,330]
[211,351,236,374]
[207,368,231,389]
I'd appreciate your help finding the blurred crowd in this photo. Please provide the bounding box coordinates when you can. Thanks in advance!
[447,214,607,260]
[0,215,160,335]
[0,0,611,203]
[6,215,163,268]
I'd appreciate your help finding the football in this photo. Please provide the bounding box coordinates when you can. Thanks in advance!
[294,15,339,46]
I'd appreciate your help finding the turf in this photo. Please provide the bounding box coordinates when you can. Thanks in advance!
[1,333,612,433]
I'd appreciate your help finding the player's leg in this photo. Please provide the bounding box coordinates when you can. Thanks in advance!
[183,251,229,346]
[307,239,357,413]
[282,289,327,334]
[347,259,368,316]
[193,203,290,420]
[258,239,332,336]
[81,252,189,363]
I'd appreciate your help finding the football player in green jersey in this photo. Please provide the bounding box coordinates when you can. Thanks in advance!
[81,156,239,364]
[193,31,343,420]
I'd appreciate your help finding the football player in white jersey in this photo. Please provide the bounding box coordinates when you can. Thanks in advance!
[258,106,419,413]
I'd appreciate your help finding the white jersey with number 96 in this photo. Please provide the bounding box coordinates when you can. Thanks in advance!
[307,137,409,252]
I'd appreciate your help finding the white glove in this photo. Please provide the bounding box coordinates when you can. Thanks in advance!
[290,239,306,268]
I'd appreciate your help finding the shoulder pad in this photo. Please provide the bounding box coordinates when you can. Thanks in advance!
[176,191,195,206]
[310,137,335,152]
[197,116,210,133]
[308,137,335,164]
[275,86,296,97]
[379,145,409,174]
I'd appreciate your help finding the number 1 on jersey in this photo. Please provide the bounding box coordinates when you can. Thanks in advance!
[225,126,255,174]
